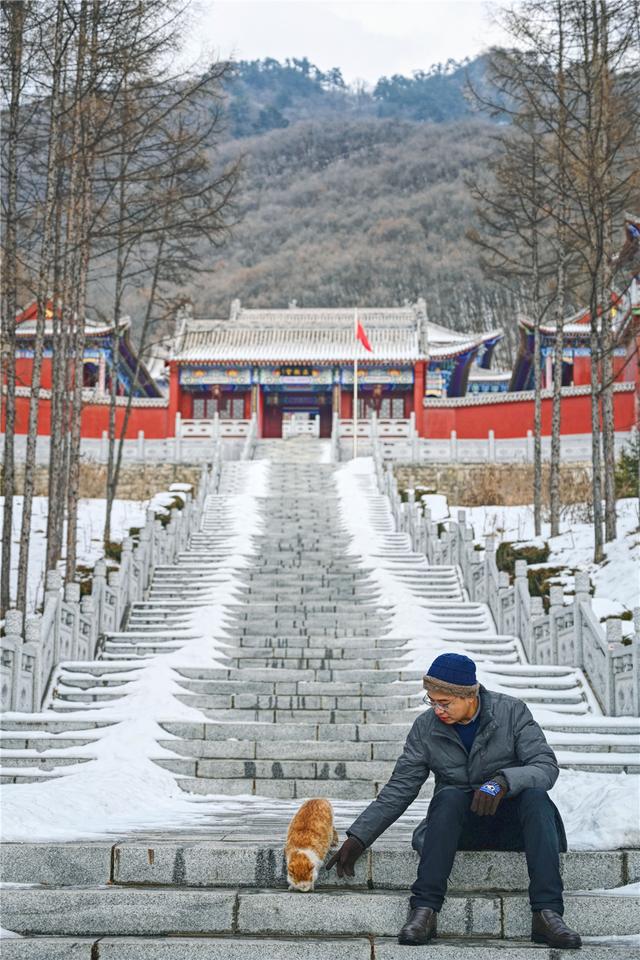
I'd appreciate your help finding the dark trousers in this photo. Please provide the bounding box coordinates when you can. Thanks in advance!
[410,786,564,914]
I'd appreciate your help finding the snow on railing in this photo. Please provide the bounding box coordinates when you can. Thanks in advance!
[373,448,640,717]
[330,413,340,463]
[240,414,258,460]
[0,455,222,713]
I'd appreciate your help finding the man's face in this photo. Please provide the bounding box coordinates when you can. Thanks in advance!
[425,692,475,724]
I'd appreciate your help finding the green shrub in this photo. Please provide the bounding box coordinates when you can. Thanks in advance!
[104,540,122,562]
[495,541,551,578]
[615,433,640,498]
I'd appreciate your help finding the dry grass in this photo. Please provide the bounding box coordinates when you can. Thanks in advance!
[2,463,203,500]
[395,463,594,508]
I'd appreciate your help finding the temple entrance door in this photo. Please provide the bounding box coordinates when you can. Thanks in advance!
[264,390,332,438]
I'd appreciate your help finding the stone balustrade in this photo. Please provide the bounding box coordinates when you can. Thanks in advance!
[0,457,221,713]
[373,450,640,718]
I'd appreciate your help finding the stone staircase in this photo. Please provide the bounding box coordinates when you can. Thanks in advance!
[1,439,638,956]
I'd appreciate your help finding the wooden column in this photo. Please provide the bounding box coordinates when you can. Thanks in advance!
[168,362,180,436]
[413,361,425,436]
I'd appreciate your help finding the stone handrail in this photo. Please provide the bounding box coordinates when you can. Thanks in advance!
[0,456,221,713]
[373,452,640,717]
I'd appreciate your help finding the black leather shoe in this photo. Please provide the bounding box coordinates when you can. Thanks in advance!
[398,906,437,945]
[532,909,582,949]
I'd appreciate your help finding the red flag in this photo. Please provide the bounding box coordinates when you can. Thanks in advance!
[356,319,373,352]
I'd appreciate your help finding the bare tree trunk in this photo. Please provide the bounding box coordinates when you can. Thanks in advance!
[65,0,94,581]
[0,0,25,616]
[16,0,65,614]
[45,64,70,573]
[600,289,616,541]
[590,286,605,562]
[549,255,565,536]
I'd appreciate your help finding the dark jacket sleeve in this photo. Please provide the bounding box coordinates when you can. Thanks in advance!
[498,701,559,795]
[346,716,430,848]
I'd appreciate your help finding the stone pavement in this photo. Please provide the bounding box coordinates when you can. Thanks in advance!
[1,439,639,957]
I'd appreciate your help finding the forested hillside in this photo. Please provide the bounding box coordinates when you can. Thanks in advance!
[100,56,523,361]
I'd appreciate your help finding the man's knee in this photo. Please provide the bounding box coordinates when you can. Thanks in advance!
[412,789,470,854]
[517,788,554,819]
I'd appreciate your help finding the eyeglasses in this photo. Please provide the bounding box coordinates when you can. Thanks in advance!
[423,695,456,713]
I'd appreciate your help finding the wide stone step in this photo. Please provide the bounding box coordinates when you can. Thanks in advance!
[1,937,635,960]
[199,708,419,724]
[154,756,399,782]
[2,885,637,938]
[4,841,632,892]
[159,721,414,742]
[174,693,420,712]
[174,679,420,697]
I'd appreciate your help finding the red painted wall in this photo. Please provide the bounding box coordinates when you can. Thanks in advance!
[422,389,636,439]
[6,396,169,438]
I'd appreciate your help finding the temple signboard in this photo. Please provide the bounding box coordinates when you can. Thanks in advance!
[180,367,252,386]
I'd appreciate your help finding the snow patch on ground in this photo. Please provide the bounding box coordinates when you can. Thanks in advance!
[448,499,639,613]
[0,496,149,610]
[0,466,268,842]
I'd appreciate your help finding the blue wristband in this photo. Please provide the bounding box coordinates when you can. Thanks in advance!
[479,780,502,797]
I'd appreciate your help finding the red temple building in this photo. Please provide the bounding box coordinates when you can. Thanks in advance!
[2,289,638,444]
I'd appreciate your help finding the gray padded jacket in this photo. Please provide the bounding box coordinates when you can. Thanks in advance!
[347,686,563,849]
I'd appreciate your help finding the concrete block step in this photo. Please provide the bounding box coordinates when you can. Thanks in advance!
[175,777,407,799]
[0,718,116,733]
[174,679,419,698]
[159,721,413,742]
[174,692,420,712]
[1,768,68,783]
[0,733,100,750]
[156,738,375,761]
[223,657,409,672]
[2,938,636,960]
[222,647,408,662]
[0,743,95,764]
[3,885,636,938]
[152,756,397,781]
[230,634,406,649]
[2,841,625,892]
[199,708,419,724]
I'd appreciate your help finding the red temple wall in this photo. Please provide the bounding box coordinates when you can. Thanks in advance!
[421,389,636,439]
[6,396,169,439]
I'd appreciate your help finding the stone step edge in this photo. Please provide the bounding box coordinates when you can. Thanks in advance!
[0,936,636,959]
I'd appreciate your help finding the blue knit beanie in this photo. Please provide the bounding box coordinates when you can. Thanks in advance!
[423,653,479,696]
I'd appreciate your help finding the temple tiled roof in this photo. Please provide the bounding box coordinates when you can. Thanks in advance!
[173,304,501,364]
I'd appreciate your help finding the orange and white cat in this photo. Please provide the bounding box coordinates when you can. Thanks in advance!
[285,798,339,892]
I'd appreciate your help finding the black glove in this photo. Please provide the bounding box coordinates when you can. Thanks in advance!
[470,774,508,816]
[325,836,365,877]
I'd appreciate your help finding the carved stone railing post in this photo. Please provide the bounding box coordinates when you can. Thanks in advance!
[92,559,107,635]
[548,585,564,663]
[572,571,590,669]
[514,560,532,661]
[78,595,97,660]
[24,614,43,710]
[1,610,24,711]
[59,581,81,662]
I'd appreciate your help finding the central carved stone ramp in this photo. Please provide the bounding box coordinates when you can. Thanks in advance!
[157,459,428,801]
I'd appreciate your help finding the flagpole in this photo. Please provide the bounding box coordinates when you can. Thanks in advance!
[353,307,358,459]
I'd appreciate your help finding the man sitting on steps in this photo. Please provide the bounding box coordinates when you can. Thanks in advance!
[327,652,582,950]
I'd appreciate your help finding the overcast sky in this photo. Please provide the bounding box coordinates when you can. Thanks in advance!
[184,0,509,85]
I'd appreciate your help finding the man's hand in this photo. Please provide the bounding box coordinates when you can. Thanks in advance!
[470,775,508,816]
[325,836,365,877]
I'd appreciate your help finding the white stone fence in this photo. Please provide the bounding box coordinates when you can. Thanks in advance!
[332,415,635,463]
[0,458,222,713]
[372,450,640,717]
